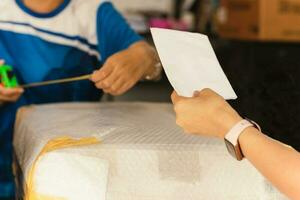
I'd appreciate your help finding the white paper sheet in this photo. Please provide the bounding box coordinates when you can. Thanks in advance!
[151,28,237,99]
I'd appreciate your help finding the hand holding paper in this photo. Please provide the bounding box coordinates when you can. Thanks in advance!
[150,28,237,100]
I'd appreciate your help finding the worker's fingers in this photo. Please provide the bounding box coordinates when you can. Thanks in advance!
[91,62,115,83]
[0,93,22,102]
[99,77,124,96]
[9,93,22,102]
[0,94,12,102]
[102,77,127,96]
[108,78,126,95]
[0,59,4,65]
[0,86,24,95]
[0,85,24,103]
[96,82,110,90]
[0,85,24,96]
[103,88,110,94]
[91,69,112,83]
[111,80,135,96]
[95,71,120,90]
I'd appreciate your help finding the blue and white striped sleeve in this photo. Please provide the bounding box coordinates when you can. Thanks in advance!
[96,2,143,62]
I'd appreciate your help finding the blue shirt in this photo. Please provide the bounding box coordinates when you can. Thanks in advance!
[0,0,142,103]
[0,0,142,197]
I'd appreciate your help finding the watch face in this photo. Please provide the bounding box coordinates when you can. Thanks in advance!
[225,139,244,161]
[225,139,236,158]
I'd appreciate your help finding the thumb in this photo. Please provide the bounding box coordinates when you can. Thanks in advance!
[193,90,201,97]
[91,62,113,83]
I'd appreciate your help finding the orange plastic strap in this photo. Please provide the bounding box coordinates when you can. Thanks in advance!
[24,136,100,200]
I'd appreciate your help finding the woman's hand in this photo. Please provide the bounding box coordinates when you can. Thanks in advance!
[172,89,300,200]
[171,88,242,138]
[91,41,158,96]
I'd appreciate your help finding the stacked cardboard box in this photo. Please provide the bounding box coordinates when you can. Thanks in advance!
[111,0,174,14]
[217,0,300,41]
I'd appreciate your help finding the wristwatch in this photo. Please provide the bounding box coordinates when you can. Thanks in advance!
[144,62,162,81]
[144,47,162,81]
[224,119,261,161]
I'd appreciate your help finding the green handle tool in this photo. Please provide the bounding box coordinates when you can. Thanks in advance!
[0,64,19,88]
[0,64,91,89]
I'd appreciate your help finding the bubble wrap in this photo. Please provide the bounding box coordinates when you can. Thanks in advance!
[13,102,287,200]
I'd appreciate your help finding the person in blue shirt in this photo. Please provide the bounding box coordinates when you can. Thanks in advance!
[0,0,159,198]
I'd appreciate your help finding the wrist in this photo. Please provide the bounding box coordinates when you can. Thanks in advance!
[144,62,162,81]
[238,126,261,145]
[142,48,162,81]
[130,41,160,80]
[220,114,243,139]
[238,127,261,158]
[224,119,261,161]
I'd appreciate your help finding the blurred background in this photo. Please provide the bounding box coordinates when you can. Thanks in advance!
[107,0,300,151]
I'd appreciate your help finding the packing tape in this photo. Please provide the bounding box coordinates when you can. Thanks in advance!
[24,136,100,200]
[158,150,201,183]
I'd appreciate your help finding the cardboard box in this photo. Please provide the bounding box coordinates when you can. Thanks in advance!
[217,0,300,41]
[111,0,174,14]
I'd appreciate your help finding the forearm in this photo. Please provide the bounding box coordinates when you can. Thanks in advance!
[171,89,300,198]
[239,128,300,199]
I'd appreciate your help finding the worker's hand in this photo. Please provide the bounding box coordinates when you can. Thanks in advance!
[0,60,24,104]
[0,85,24,103]
[171,89,242,138]
[91,41,158,96]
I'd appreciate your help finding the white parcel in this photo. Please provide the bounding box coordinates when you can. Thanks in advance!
[13,103,286,200]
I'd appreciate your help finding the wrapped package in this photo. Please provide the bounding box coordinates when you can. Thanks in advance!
[13,102,287,200]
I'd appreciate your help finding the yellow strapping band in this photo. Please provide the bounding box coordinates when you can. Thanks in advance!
[24,136,100,200]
